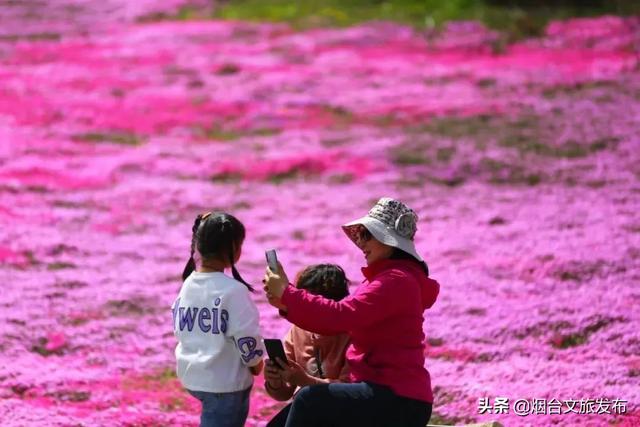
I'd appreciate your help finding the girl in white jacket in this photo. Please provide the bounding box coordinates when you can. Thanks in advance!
[173,211,265,427]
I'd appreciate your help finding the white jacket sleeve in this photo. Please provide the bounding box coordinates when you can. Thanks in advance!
[225,288,265,367]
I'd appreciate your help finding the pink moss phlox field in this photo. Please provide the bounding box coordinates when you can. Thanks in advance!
[212,151,375,182]
[1,2,639,426]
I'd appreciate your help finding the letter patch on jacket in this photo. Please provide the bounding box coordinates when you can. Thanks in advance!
[236,337,263,363]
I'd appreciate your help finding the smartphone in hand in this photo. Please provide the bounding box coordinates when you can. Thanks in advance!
[264,338,287,369]
[265,249,278,273]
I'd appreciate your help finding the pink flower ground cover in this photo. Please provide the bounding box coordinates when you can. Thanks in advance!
[0,2,639,426]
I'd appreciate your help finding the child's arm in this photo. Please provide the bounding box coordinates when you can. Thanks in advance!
[248,359,264,376]
[226,288,266,370]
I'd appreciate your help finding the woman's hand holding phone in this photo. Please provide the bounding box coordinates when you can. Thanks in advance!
[263,283,287,311]
[264,260,289,299]
[264,360,284,384]
[274,358,314,387]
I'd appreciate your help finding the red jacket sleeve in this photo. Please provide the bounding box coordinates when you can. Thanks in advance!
[280,270,404,335]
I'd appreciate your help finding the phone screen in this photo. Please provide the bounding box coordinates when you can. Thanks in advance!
[265,249,278,272]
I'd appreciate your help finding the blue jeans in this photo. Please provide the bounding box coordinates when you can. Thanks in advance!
[283,382,432,427]
[187,387,251,427]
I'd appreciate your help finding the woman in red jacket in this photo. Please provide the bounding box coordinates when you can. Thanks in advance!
[264,197,440,427]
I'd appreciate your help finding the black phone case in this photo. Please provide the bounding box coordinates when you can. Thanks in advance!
[264,339,287,366]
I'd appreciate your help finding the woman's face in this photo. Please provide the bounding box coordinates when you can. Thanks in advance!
[355,226,393,265]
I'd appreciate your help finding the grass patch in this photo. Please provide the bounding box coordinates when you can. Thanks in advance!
[553,259,613,282]
[429,174,467,187]
[73,131,144,146]
[139,0,640,43]
[137,5,203,22]
[430,386,478,424]
[144,367,177,384]
[217,0,443,29]
[436,146,456,162]
[215,63,242,76]
[320,105,356,130]
[202,125,244,141]
[476,78,498,88]
[47,262,76,271]
[0,33,61,42]
[551,333,588,349]
[429,411,476,425]
[30,337,66,357]
[214,0,640,38]
[427,337,445,346]
[488,216,507,225]
[542,80,623,99]
[291,230,306,240]
[48,390,91,402]
[550,316,626,349]
[211,172,243,183]
[500,135,617,158]
[105,299,157,317]
[11,384,29,397]
[481,158,543,185]
[408,114,618,160]
[408,114,494,140]
[512,320,573,340]
[465,307,488,316]
[56,280,88,289]
[268,170,304,184]
[197,123,280,141]
[321,137,351,147]
[391,147,430,166]
[328,173,355,184]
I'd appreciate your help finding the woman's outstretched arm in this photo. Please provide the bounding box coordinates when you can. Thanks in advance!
[265,263,407,335]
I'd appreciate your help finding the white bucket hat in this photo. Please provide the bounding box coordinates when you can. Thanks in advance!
[342,197,423,262]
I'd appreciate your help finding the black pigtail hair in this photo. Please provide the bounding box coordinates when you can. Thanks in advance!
[220,220,255,292]
[183,211,255,292]
[232,265,254,293]
[182,214,203,281]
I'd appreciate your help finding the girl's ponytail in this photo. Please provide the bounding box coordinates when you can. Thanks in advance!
[231,265,254,292]
[183,212,254,292]
[221,220,255,292]
[182,214,203,281]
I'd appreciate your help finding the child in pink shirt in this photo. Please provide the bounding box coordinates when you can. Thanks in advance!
[264,264,350,427]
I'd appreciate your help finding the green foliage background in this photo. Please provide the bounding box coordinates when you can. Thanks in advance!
[210,0,639,37]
